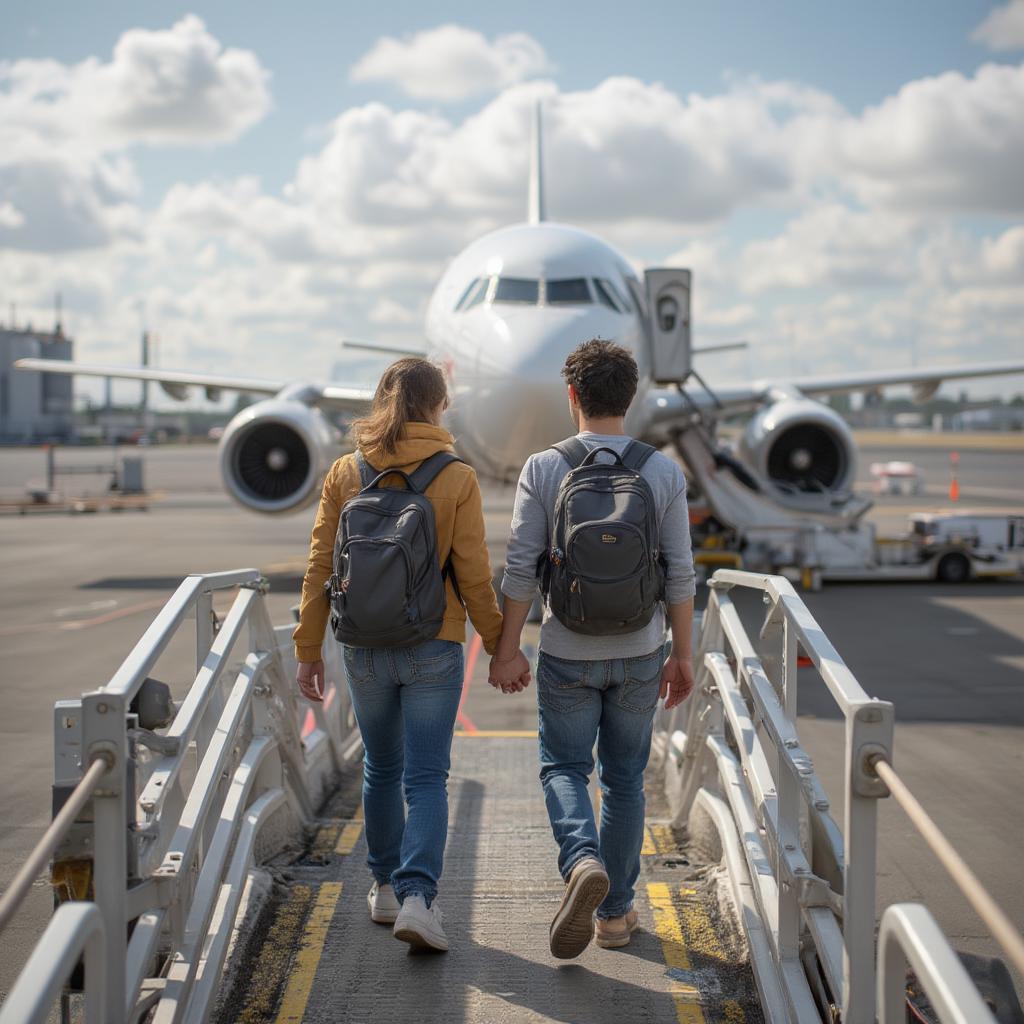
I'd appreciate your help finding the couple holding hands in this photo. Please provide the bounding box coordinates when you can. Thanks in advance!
[293,339,695,956]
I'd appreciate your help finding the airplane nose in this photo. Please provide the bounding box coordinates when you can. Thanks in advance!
[456,308,624,476]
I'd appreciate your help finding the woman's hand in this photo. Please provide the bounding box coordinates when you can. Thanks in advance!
[296,659,326,703]
[488,649,532,694]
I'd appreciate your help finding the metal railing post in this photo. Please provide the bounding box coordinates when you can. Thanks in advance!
[843,699,894,1024]
[195,588,214,674]
[81,690,129,1024]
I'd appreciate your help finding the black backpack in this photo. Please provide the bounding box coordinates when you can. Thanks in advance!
[326,451,463,648]
[540,438,665,636]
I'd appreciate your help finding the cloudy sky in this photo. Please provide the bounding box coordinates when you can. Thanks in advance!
[2,0,1023,405]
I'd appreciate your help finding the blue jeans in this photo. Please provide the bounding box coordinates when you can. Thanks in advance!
[343,638,464,907]
[536,647,663,920]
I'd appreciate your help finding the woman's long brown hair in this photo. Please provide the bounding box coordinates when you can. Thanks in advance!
[351,358,448,458]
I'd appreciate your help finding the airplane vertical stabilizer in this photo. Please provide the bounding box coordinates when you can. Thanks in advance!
[528,101,546,224]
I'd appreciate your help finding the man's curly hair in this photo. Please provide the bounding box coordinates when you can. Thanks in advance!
[561,339,639,418]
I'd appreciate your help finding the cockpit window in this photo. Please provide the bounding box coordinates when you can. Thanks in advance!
[593,278,622,312]
[455,278,487,311]
[546,278,591,304]
[494,277,538,304]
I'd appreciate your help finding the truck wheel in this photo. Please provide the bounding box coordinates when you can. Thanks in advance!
[937,553,970,583]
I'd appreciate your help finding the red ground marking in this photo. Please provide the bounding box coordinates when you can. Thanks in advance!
[301,707,316,738]
[456,632,482,733]
[797,655,814,668]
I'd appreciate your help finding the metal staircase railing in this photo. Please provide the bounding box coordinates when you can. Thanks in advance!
[0,569,361,1024]
[653,568,1022,1024]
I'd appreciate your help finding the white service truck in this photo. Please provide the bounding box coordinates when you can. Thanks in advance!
[792,511,1024,586]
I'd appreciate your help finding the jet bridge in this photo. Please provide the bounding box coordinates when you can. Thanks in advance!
[1,568,1021,1023]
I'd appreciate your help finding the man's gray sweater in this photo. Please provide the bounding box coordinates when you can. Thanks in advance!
[501,432,696,660]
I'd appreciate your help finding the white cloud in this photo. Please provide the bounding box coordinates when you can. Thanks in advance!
[350,25,552,101]
[4,45,1024,399]
[739,205,920,293]
[971,1,1024,51]
[833,62,1024,213]
[0,16,270,251]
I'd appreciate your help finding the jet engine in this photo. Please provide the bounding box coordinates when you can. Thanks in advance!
[738,398,856,496]
[219,399,338,514]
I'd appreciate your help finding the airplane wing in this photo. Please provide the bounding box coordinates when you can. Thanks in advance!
[644,358,1024,427]
[13,358,376,414]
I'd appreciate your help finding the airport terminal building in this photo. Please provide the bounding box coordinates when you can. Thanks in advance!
[0,323,74,442]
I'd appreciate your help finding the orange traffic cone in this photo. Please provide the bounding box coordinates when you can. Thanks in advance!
[949,476,960,502]
[949,451,960,502]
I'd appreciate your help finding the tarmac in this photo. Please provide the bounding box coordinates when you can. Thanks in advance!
[0,438,1022,1017]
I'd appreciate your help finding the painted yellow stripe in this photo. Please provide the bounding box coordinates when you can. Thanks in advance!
[335,805,364,855]
[642,823,677,856]
[454,729,538,738]
[651,823,676,854]
[679,884,727,962]
[647,882,706,1024]
[274,882,343,1023]
[236,884,313,1024]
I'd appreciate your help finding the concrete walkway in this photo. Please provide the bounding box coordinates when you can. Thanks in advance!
[218,734,761,1024]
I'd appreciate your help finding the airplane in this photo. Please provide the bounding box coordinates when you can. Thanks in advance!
[17,105,1024,532]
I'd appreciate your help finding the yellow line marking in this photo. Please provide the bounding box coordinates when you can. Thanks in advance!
[335,807,364,855]
[679,884,727,962]
[647,882,706,1024]
[453,729,538,738]
[642,827,656,856]
[310,824,341,861]
[236,884,313,1023]
[275,882,343,1023]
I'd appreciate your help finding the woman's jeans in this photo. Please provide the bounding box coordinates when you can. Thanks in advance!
[536,647,663,920]
[343,638,464,907]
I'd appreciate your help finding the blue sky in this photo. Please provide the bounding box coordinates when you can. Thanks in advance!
[1,1,1022,403]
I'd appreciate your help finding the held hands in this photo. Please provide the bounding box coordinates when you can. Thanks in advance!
[296,659,326,703]
[488,649,532,695]
[660,652,695,709]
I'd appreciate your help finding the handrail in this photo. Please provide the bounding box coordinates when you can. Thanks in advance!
[871,755,1024,980]
[877,904,996,1024]
[0,568,362,1024]
[0,903,106,1024]
[654,568,1022,1023]
[0,755,109,932]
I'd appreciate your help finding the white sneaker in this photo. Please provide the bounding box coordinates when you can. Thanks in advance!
[393,894,448,952]
[367,882,400,924]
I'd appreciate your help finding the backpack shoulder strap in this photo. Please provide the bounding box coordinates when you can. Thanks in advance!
[355,451,379,490]
[409,451,464,493]
[620,440,658,473]
[551,437,591,470]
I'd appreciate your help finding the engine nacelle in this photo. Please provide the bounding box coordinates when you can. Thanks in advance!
[219,399,337,514]
[739,398,856,495]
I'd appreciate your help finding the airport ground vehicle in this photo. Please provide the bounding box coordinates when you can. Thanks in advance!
[794,511,1024,586]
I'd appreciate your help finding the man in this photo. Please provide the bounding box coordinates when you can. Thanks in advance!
[489,339,696,958]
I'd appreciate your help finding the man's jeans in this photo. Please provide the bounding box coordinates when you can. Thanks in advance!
[343,638,463,907]
[536,647,663,920]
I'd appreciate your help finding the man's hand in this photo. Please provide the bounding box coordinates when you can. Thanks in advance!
[296,659,326,703]
[660,653,695,709]
[488,649,532,694]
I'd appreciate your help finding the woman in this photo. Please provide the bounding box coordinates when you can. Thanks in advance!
[292,357,517,952]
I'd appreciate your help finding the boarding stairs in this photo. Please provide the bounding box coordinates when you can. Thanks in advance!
[0,568,1022,1023]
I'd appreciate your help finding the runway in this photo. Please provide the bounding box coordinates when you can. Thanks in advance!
[0,438,1022,1005]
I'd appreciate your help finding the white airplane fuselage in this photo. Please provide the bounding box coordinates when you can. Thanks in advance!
[423,221,650,479]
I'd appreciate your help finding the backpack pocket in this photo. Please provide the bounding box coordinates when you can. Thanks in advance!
[339,537,413,634]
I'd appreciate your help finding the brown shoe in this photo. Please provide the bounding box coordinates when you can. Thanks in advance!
[549,856,610,959]
[595,908,639,948]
